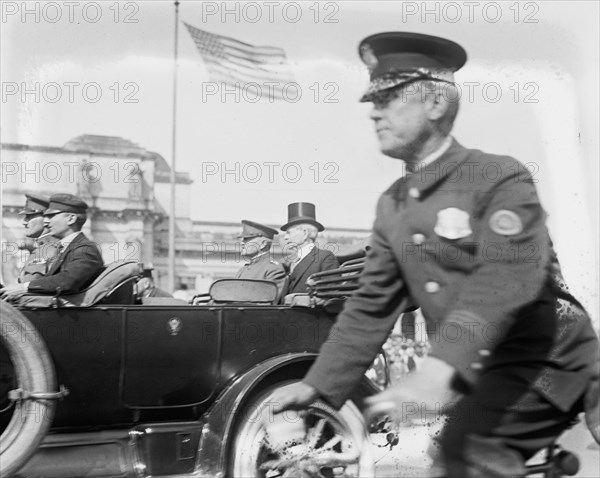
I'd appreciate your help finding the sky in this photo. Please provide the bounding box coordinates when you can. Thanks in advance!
[1,0,599,318]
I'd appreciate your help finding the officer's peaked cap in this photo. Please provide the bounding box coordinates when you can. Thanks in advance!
[18,193,50,216]
[238,220,278,240]
[358,32,467,102]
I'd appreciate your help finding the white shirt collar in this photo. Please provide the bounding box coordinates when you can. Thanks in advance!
[291,242,315,271]
[59,231,81,250]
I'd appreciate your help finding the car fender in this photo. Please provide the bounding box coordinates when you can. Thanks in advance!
[195,352,316,477]
[194,351,380,477]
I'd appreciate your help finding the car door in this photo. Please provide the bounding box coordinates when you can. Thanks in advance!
[122,306,220,408]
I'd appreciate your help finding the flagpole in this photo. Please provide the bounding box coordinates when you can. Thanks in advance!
[168,0,179,293]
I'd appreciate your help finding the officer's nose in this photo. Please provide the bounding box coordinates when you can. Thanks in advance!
[369,104,384,121]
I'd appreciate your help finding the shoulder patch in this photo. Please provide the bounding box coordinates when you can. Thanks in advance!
[489,210,523,235]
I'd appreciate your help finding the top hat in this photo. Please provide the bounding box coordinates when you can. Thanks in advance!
[358,32,467,102]
[237,220,278,240]
[18,193,50,216]
[44,193,89,215]
[281,202,324,232]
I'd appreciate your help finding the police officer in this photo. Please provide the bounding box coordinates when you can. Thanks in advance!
[269,32,599,477]
[235,220,287,301]
[17,193,60,282]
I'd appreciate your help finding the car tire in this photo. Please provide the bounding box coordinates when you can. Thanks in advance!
[228,380,375,478]
[0,301,57,477]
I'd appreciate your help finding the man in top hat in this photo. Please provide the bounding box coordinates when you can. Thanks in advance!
[280,202,339,296]
[235,220,287,301]
[17,193,60,283]
[1,193,104,301]
[269,33,599,477]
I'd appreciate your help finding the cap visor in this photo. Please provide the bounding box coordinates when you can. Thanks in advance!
[43,208,62,216]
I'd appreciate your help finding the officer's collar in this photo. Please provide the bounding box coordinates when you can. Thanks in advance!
[248,250,269,264]
[384,138,472,202]
[412,136,453,172]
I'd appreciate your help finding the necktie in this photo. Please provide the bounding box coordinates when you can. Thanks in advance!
[46,243,65,272]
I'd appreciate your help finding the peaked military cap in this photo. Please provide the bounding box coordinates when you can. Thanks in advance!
[44,193,89,215]
[18,193,50,216]
[358,32,467,102]
[237,220,278,240]
[281,202,324,232]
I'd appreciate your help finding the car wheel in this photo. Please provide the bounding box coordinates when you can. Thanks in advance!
[1,301,57,477]
[229,380,375,478]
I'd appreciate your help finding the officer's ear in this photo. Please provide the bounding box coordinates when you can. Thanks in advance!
[422,81,453,121]
[259,237,270,250]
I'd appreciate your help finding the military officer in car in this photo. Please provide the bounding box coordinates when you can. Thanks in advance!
[235,220,288,301]
[17,193,60,282]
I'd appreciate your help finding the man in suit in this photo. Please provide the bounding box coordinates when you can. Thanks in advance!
[270,33,599,477]
[235,220,287,301]
[281,202,339,295]
[17,193,60,282]
[1,193,104,300]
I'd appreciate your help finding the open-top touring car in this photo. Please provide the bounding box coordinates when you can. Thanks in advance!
[1,258,379,478]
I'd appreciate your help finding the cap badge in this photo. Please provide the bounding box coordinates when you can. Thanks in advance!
[360,44,378,69]
[434,207,472,240]
[489,210,523,236]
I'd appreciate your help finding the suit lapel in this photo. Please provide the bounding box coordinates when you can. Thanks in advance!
[290,247,317,290]
[46,233,83,275]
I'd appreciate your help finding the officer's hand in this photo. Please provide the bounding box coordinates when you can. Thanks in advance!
[0,284,27,301]
[268,382,319,413]
[365,356,457,421]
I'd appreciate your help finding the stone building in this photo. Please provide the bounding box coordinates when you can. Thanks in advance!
[1,135,371,293]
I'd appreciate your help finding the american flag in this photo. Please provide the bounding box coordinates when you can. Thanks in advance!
[184,23,296,100]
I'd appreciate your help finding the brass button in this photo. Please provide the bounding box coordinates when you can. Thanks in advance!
[471,363,483,371]
[424,281,440,293]
[478,349,491,357]
[408,187,420,199]
[412,233,426,245]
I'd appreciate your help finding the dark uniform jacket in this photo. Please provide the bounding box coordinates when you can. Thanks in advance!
[18,236,60,283]
[285,246,339,295]
[27,233,104,295]
[235,252,288,301]
[305,140,599,413]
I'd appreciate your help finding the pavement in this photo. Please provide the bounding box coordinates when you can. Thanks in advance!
[370,419,600,477]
